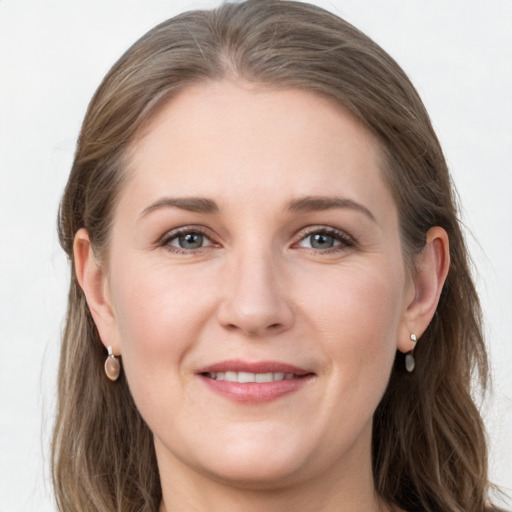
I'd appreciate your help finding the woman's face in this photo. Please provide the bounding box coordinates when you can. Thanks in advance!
[103,81,415,488]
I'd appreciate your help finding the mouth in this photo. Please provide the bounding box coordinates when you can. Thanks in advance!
[203,371,305,383]
[196,360,315,403]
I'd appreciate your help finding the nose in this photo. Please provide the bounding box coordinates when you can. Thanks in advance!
[216,248,295,337]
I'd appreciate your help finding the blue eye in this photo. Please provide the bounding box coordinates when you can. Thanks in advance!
[174,232,205,249]
[163,229,213,251]
[307,233,338,249]
[297,229,353,251]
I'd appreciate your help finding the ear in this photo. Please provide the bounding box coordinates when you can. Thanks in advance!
[398,226,450,353]
[74,228,120,355]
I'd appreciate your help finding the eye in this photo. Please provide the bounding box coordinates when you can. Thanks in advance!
[296,228,354,252]
[160,228,216,253]
[303,233,339,249]
[172,232,206,250]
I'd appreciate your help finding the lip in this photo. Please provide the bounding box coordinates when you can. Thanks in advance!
[196,359,315,404]
[197,359,311,375]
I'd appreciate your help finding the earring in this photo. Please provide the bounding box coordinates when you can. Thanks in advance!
[104,346,121,381]
[405,333,417,373]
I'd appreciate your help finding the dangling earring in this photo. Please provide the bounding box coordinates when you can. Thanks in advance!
[405,333,417,373]
[104,346,121,381]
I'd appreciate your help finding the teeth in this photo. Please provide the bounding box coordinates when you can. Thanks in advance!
[207,371,296,382]
[238,371,254,383]
[255,372,273,383]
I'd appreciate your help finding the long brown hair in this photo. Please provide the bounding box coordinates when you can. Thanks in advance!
[53,1,493,510]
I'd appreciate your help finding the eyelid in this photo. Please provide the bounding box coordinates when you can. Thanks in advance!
[156,224,355,254]
[292,225,356,250]
[158,225,219,252]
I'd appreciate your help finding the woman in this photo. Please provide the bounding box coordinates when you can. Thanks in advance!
[52,1,499,510]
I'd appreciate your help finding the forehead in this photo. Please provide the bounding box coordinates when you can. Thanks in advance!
[121,80,395,220]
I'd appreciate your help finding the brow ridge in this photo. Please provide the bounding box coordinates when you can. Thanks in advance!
[139,194,375,222]
[286,195,376,222]
[140,197,220,218]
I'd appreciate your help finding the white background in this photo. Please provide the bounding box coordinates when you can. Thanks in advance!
[1,1,511,510]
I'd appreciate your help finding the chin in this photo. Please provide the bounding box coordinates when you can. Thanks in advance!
[184,430,316,490]
[199,456,308,491]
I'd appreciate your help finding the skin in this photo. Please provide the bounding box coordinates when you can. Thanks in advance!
[75,81,449,512]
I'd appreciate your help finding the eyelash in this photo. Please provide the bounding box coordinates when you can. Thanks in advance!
[294,226,355,254]
[158,226,356,255]
[159,226,216,254]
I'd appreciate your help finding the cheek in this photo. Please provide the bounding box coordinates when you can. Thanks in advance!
[299,258,404,380]
[108,261,213,389]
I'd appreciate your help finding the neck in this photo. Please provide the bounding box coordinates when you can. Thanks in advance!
[159,482,386,512]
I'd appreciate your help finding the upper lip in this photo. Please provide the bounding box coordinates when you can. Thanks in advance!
[196,359,313,376]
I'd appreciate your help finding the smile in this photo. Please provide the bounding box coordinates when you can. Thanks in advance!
[204,371,297,382]
[197,360,315,403]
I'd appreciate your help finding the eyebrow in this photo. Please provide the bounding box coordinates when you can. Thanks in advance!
[139,194,376,222]
[139,197,220,218]
[286,195,376,222]
[139,197,220,219]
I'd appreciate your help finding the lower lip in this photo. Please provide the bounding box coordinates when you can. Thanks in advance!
[199,375,313,404]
